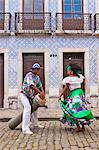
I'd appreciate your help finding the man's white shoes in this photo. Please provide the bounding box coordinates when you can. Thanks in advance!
[33,124,44,129]
[38,124,44,128]
[22,130,33,134]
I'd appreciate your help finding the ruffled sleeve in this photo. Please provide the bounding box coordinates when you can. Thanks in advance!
[62,74,84,85]
[62,76,71,85]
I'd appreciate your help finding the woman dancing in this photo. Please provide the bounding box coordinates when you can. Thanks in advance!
[58,63,95,132]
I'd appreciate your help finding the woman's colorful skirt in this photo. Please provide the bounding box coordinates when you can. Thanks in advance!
[60,88,95,126]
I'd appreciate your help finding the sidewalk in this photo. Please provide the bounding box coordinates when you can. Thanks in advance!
[0,107,99,120]
[0,97,99,120]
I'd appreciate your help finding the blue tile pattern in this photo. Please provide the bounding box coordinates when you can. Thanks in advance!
[49,0,58,31]
[9,0,18,13]
[88,0,96,14]
[9,0,18,31]
[0,0,98,89]
[88,0,96,31]
[0,35,98,88]
[8,59,18,87]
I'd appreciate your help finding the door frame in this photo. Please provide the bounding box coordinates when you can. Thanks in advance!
[0,49,8,108]
[58,48,90,96]
[18,48,49,101]
[97,49,99,97]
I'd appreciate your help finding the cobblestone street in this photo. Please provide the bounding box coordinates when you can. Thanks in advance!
[0,119,99,150]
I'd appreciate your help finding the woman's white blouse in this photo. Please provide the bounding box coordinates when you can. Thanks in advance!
[62,74,84,91]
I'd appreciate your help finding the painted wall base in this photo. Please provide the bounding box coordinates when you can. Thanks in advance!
[49,87,59,98]
[4,85,99,109]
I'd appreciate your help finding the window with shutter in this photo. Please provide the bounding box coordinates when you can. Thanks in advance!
[23,0,44,13]
[63,0,83,18]
[62,0,84,30]
[22,0,44,30]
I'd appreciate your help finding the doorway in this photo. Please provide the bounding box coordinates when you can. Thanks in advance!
[63,52,84,98]
[23,53,45,90]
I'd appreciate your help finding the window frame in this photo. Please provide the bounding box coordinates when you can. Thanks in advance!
[22,0,44,13]
[62,0,84,17]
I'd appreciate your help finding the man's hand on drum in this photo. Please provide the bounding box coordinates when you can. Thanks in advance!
[39,91,45,99]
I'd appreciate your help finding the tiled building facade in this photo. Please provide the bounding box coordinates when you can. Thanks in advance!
[0,0,99,109]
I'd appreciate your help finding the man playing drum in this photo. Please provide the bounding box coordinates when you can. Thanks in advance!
[20,63,45,134]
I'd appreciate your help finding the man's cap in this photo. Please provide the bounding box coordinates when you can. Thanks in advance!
[31,63,41,69]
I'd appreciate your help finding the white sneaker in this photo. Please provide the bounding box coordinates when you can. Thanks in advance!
[37,124,44,128]
[22,130,33,134]
[33,124,44,129]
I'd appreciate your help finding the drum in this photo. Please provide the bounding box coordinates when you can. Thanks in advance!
[31,94,46,112]
[8,94,46,130]
[8,113,23,130]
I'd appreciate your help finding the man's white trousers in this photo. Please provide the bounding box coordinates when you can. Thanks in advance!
[20,93,38,132]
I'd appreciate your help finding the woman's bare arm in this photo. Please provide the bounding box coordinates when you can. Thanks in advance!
[58,84,68,100]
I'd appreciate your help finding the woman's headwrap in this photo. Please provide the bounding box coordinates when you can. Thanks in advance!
[66,64,81,76]
[65,64,72,71]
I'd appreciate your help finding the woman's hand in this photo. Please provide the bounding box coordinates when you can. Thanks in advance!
[58,95,61,101]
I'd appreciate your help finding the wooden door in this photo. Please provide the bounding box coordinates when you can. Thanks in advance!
[0,54,4,108]
[63,52,84,99]
[22,0,44,30]
[23,53,45,90]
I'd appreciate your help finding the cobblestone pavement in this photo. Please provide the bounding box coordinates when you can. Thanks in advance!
[0,120,99,150]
